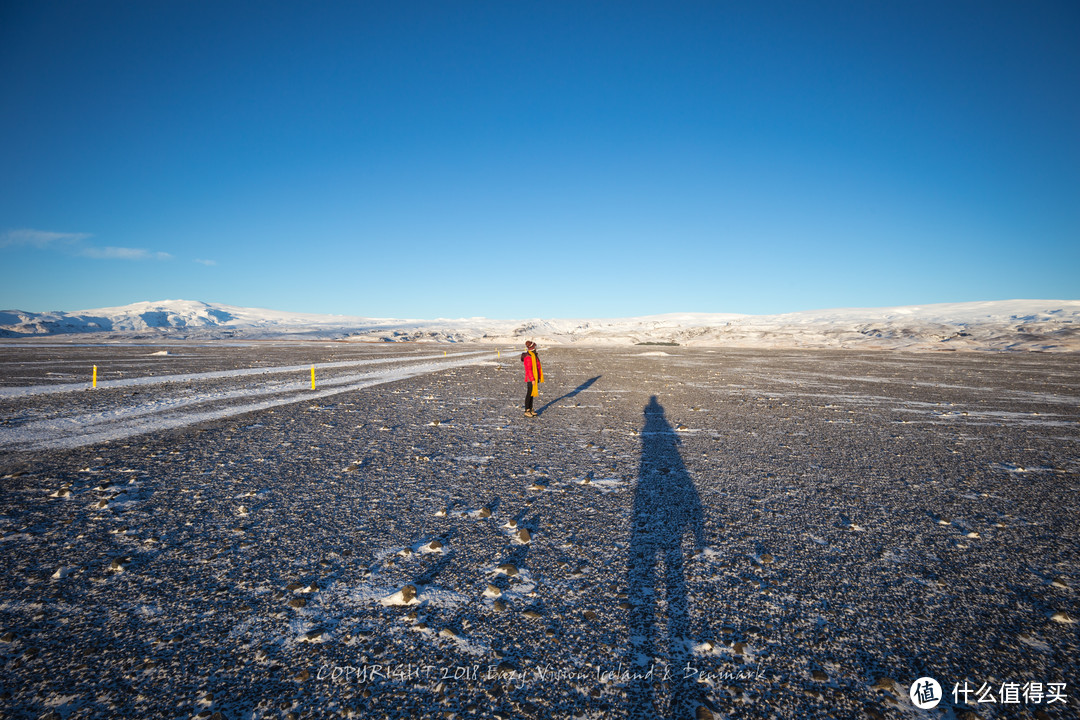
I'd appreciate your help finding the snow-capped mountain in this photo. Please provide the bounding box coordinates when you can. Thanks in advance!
[1,299,1078,351]
[0,300,382,337]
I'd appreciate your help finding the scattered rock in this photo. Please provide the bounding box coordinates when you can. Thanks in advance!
[515,528,531,544]
[383,585,418,606]
[288,598,307,609]
[1050,611,1075,624]
[496,563,519,576]
[494,661,517,678]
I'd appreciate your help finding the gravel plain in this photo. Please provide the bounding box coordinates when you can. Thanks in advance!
[0,343,1077,720]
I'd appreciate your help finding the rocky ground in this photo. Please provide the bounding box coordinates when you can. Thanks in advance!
[0,343,1077,719]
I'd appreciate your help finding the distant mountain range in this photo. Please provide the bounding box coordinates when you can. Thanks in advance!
[2,299,1078,351]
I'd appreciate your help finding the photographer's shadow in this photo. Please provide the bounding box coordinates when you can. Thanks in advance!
[625,396,706,718]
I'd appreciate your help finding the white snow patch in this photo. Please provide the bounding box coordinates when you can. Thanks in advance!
[579,477,624,493]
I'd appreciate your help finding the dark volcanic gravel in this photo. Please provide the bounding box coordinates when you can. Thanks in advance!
[0,344,1077,719]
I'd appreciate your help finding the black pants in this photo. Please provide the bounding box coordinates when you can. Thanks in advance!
[525,383,534,411]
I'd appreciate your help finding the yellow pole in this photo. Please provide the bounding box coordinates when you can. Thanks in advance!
[92,365,97,388]
[311,365,316,390]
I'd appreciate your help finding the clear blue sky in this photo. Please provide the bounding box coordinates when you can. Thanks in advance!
[2,1,1077,318]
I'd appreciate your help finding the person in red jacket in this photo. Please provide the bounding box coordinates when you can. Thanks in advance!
[521,340,543,417]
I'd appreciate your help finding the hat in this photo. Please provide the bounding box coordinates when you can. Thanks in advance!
[525,340,536,350]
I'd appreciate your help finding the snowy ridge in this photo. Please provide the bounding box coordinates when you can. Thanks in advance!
[0,300,390,336]
[1,299,1078,351]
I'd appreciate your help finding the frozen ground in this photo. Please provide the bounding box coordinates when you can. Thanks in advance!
[0,343,1077,720]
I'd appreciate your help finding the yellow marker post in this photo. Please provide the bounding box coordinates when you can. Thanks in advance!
[92,365,97,389]
[311,365,316,390]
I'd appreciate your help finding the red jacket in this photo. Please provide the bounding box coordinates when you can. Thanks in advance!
[522,351,542,383]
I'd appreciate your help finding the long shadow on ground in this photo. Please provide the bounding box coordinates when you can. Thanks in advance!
[625,395,707,719]
[536,375,601,416]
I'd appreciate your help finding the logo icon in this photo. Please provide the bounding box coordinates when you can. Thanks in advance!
[910,677,942,709]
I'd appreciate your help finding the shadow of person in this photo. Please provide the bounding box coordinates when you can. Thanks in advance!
[625,396,706,719]
[536,375,601,416]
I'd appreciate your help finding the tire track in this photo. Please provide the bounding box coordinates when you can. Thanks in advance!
[0,350,488,399]
[0,354,492,452]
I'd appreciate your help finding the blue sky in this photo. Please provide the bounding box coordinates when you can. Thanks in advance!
[2,1,1077,318]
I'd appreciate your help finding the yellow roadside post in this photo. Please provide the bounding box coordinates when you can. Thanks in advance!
[92,365,97,389]
[311,365,316,390]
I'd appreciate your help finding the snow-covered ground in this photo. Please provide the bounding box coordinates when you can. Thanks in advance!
[3,299,1078,351]
[0,343,1077,719]
[0,349,493,452]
